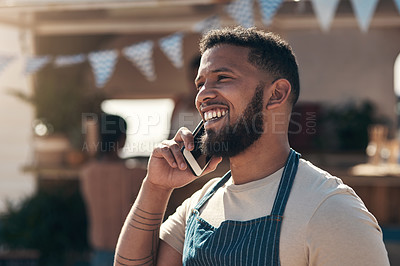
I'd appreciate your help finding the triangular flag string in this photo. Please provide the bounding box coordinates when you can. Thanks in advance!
[258,0,283,26]
[311,0,340,32]
[225,0,254,28]
[394,0,400,14]
[0,1,397,84]
[122,40,156,82]
[159,32,184,69]
[350,0,379,33]
[87,49,118,88]
[0,55,15,76]
[54,54,86,67]
[24,56,51,75]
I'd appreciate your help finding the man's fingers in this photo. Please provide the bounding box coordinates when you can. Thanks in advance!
[154,144,178,168]
[174,127,195,151]
[154,141,187,170]
[170,142,187,170]
[202,157,223,175]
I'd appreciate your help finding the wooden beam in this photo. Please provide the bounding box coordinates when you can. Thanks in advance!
[33,16,221,35]
[0,0,229,12]
[32,14,400,36]
[0,12,34,30]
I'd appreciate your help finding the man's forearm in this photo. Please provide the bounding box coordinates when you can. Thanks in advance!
[114,178,173,266]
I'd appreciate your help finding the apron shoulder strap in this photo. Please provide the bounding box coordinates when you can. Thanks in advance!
[270,149,300,216]
[194,171,231,210]
[193,149,300,214]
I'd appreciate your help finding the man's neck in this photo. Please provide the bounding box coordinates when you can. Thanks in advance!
[229,139,290,185]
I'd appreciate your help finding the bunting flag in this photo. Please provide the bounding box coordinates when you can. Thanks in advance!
[24,55,51,75]
[311,0,340,32]
[0,2,396,83]
[87,49,118,88]
[0,55,15,75]
[193,16,221,35]
[225,0,254,28]
[258,0,283,26]
[350,0,379,32]
[395,0,400,14]
[159,32,184,69]
[122,40,156,81]
[54,54,86,67]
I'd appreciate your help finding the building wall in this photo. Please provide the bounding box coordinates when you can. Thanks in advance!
[0,24,36,212]
[285,27,400,124]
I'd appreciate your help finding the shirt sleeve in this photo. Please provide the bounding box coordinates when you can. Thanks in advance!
[160,196,192,254]
[306,190,390,266]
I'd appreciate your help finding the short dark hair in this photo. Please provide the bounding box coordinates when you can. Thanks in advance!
[199,26,300,106]
[99,113,127,153]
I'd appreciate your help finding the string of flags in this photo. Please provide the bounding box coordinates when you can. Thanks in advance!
[225,0,255,28]
[123,40,156,82]
[0,0,399,87]
[311,0,340,32]
[0,55,15,73]
[159,32,185,69]
[54,54,86,68]
[350,0,380,33]
[24,55,52,75]
[258,0,283,26]
[88,50,119,88]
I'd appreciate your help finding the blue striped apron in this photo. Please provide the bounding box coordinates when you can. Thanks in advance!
[182,149,300,266]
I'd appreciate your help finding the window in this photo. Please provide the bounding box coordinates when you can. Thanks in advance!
[395,53,400,98]
[101,99,175,158]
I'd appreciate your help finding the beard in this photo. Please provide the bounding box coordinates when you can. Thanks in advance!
[200,82,265,158]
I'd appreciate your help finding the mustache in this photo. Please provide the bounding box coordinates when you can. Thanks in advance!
[199,101,229,109]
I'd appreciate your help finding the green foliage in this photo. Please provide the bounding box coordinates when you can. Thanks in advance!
[320,101,388,151]
[0,187,89,266]
[35,67,92,148]
[8,63,104,149]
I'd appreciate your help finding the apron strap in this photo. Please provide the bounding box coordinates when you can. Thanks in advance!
[194,171,231,210]
[194,149,300,214]
[270,149,300,216]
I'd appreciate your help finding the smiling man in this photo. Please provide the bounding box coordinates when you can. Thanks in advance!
[114,27,389,266]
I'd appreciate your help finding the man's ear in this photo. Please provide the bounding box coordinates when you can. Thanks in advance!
[266,79,291,110]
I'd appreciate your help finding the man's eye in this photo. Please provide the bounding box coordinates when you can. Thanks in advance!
[217,75,230,81]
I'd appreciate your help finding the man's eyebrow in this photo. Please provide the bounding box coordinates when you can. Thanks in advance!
[211,67,235,74]
[195,67,235,83]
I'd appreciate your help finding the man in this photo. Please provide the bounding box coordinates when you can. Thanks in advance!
[80,113,146,266]
[115,27,389,265]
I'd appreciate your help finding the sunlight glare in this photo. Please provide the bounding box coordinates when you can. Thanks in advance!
[101,99,175,158]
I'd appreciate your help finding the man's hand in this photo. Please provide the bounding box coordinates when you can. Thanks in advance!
[115,127,221,266]
[145,127,222,191]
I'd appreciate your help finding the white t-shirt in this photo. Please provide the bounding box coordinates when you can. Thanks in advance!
[160,159,389,266]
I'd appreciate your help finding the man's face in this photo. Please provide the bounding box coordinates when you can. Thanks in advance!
[195,44,269,157]
[200,83,264,157]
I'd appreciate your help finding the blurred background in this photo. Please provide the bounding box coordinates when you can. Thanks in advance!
[0,0,399,265]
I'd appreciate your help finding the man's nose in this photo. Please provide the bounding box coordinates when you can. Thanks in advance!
[196,82,217,105]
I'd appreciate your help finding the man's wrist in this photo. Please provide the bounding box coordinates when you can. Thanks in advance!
[143,177,174,196]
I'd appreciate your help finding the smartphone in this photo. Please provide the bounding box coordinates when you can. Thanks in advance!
[181,121,212,176]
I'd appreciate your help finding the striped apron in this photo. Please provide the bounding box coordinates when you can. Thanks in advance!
[182,149,300,266]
